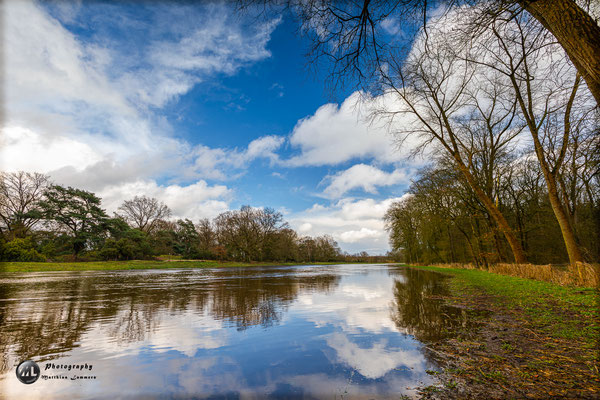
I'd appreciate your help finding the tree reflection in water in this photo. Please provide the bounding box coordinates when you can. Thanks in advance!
[389,267,482,342]
[0,267,340,372]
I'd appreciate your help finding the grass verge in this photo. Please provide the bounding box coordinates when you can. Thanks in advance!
[414,265,599,344]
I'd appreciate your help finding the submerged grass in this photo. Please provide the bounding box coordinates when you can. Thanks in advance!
[0,260,347,273]
[413,265,599,343]
[411,265,600,398]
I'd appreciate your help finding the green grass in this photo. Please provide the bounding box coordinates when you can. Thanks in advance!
[409,265,600,346]
[0,260,352,273]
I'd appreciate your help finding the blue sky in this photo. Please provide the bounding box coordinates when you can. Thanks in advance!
[1,0,425,254]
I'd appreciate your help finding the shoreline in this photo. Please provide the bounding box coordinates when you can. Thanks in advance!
[0,260,388,273]
[408,265,599,399]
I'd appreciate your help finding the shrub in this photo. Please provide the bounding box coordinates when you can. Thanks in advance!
[1,237,46,262]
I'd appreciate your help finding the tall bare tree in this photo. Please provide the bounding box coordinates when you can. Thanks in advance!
[0,171,50,238]
[372,16,528,263]
[461,9,596,264]
[117,196,171,234]
[259,0,600,103]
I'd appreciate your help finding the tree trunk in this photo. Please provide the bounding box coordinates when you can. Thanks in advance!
[447,225,456,263]
[455,156,528,263]
[510,67,586,265]
[530,132,585,264]
[521,0,600,104]
[544,176,584,264]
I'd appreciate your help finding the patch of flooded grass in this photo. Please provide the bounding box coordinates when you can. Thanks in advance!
[413,265,599,346]
[407,265,600,399]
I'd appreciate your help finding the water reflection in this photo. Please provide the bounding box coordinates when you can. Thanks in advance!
[0,267,339,369]
[389,268,479,342]
[0,265,477,398]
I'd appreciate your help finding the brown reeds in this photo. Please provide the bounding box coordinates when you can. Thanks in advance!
[432,262,600,288]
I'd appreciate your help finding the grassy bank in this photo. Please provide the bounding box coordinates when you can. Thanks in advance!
[409,265,599,398]
[414,265,598,342]
[0,260,350,273]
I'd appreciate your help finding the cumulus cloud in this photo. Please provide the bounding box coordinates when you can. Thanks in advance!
[321,164,412,198]
[284,92,426,167]
[327,333,426,379]
[339,228,381,243]
[99,180,232,220]
[1,127,102,173]
[187,135,284,180]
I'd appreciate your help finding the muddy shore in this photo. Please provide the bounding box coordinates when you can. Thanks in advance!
[410,266,599,399]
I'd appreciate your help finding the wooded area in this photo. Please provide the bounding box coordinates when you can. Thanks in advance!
[0,171,353,263]
[380,6,599,265]
[272,0,599,265]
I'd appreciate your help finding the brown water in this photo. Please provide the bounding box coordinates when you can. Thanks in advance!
[0,264,476,399]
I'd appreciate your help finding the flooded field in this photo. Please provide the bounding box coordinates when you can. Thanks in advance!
[0,264,478,399]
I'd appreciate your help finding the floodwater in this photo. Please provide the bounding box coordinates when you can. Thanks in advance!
[0,264,476,399]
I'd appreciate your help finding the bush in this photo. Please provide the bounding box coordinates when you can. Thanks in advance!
[99,247,119,261]
[1,237,46,262]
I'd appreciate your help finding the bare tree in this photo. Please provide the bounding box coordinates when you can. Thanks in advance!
[0,171,50,238]
[373,15,529,263]
[117,196,171,234]
[197,218,216,252]
[254,0,600,103]
[461,9,596,264]
[214,206,289,261]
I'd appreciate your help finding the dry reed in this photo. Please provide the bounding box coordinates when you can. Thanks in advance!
[431,262,600,288]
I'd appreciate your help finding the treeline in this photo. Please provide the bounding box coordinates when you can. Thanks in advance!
[383,8,599,266]
[385,159,599,266]
[0,171,365,263]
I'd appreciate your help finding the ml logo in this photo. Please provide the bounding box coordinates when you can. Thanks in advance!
[16,360,40,384]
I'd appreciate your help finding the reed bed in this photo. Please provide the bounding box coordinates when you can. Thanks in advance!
[431,262,600,288]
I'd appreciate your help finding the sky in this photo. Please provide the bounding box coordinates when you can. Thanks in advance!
[1,0,426,255]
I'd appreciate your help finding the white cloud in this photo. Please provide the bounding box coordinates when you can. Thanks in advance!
[321,164,412,198]
[293,269,400,334]
[326,333,426,379]
[339,228,381,243]
[99,180,232,221]
[1,0,282,223]
[132,9,281,108]
[243,135,285,164]
[284,92,426,167]
[0,126,102,173]
[186,135,284,180]
[4,1,132,117]
[289,195,411,254]
[298,223,313,233]
[1,1,279,165]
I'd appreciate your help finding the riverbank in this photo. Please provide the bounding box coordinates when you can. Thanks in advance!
[0,260,359,273]
[410,265,599,399]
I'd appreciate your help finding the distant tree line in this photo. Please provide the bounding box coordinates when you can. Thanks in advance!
[0,171,378,263]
